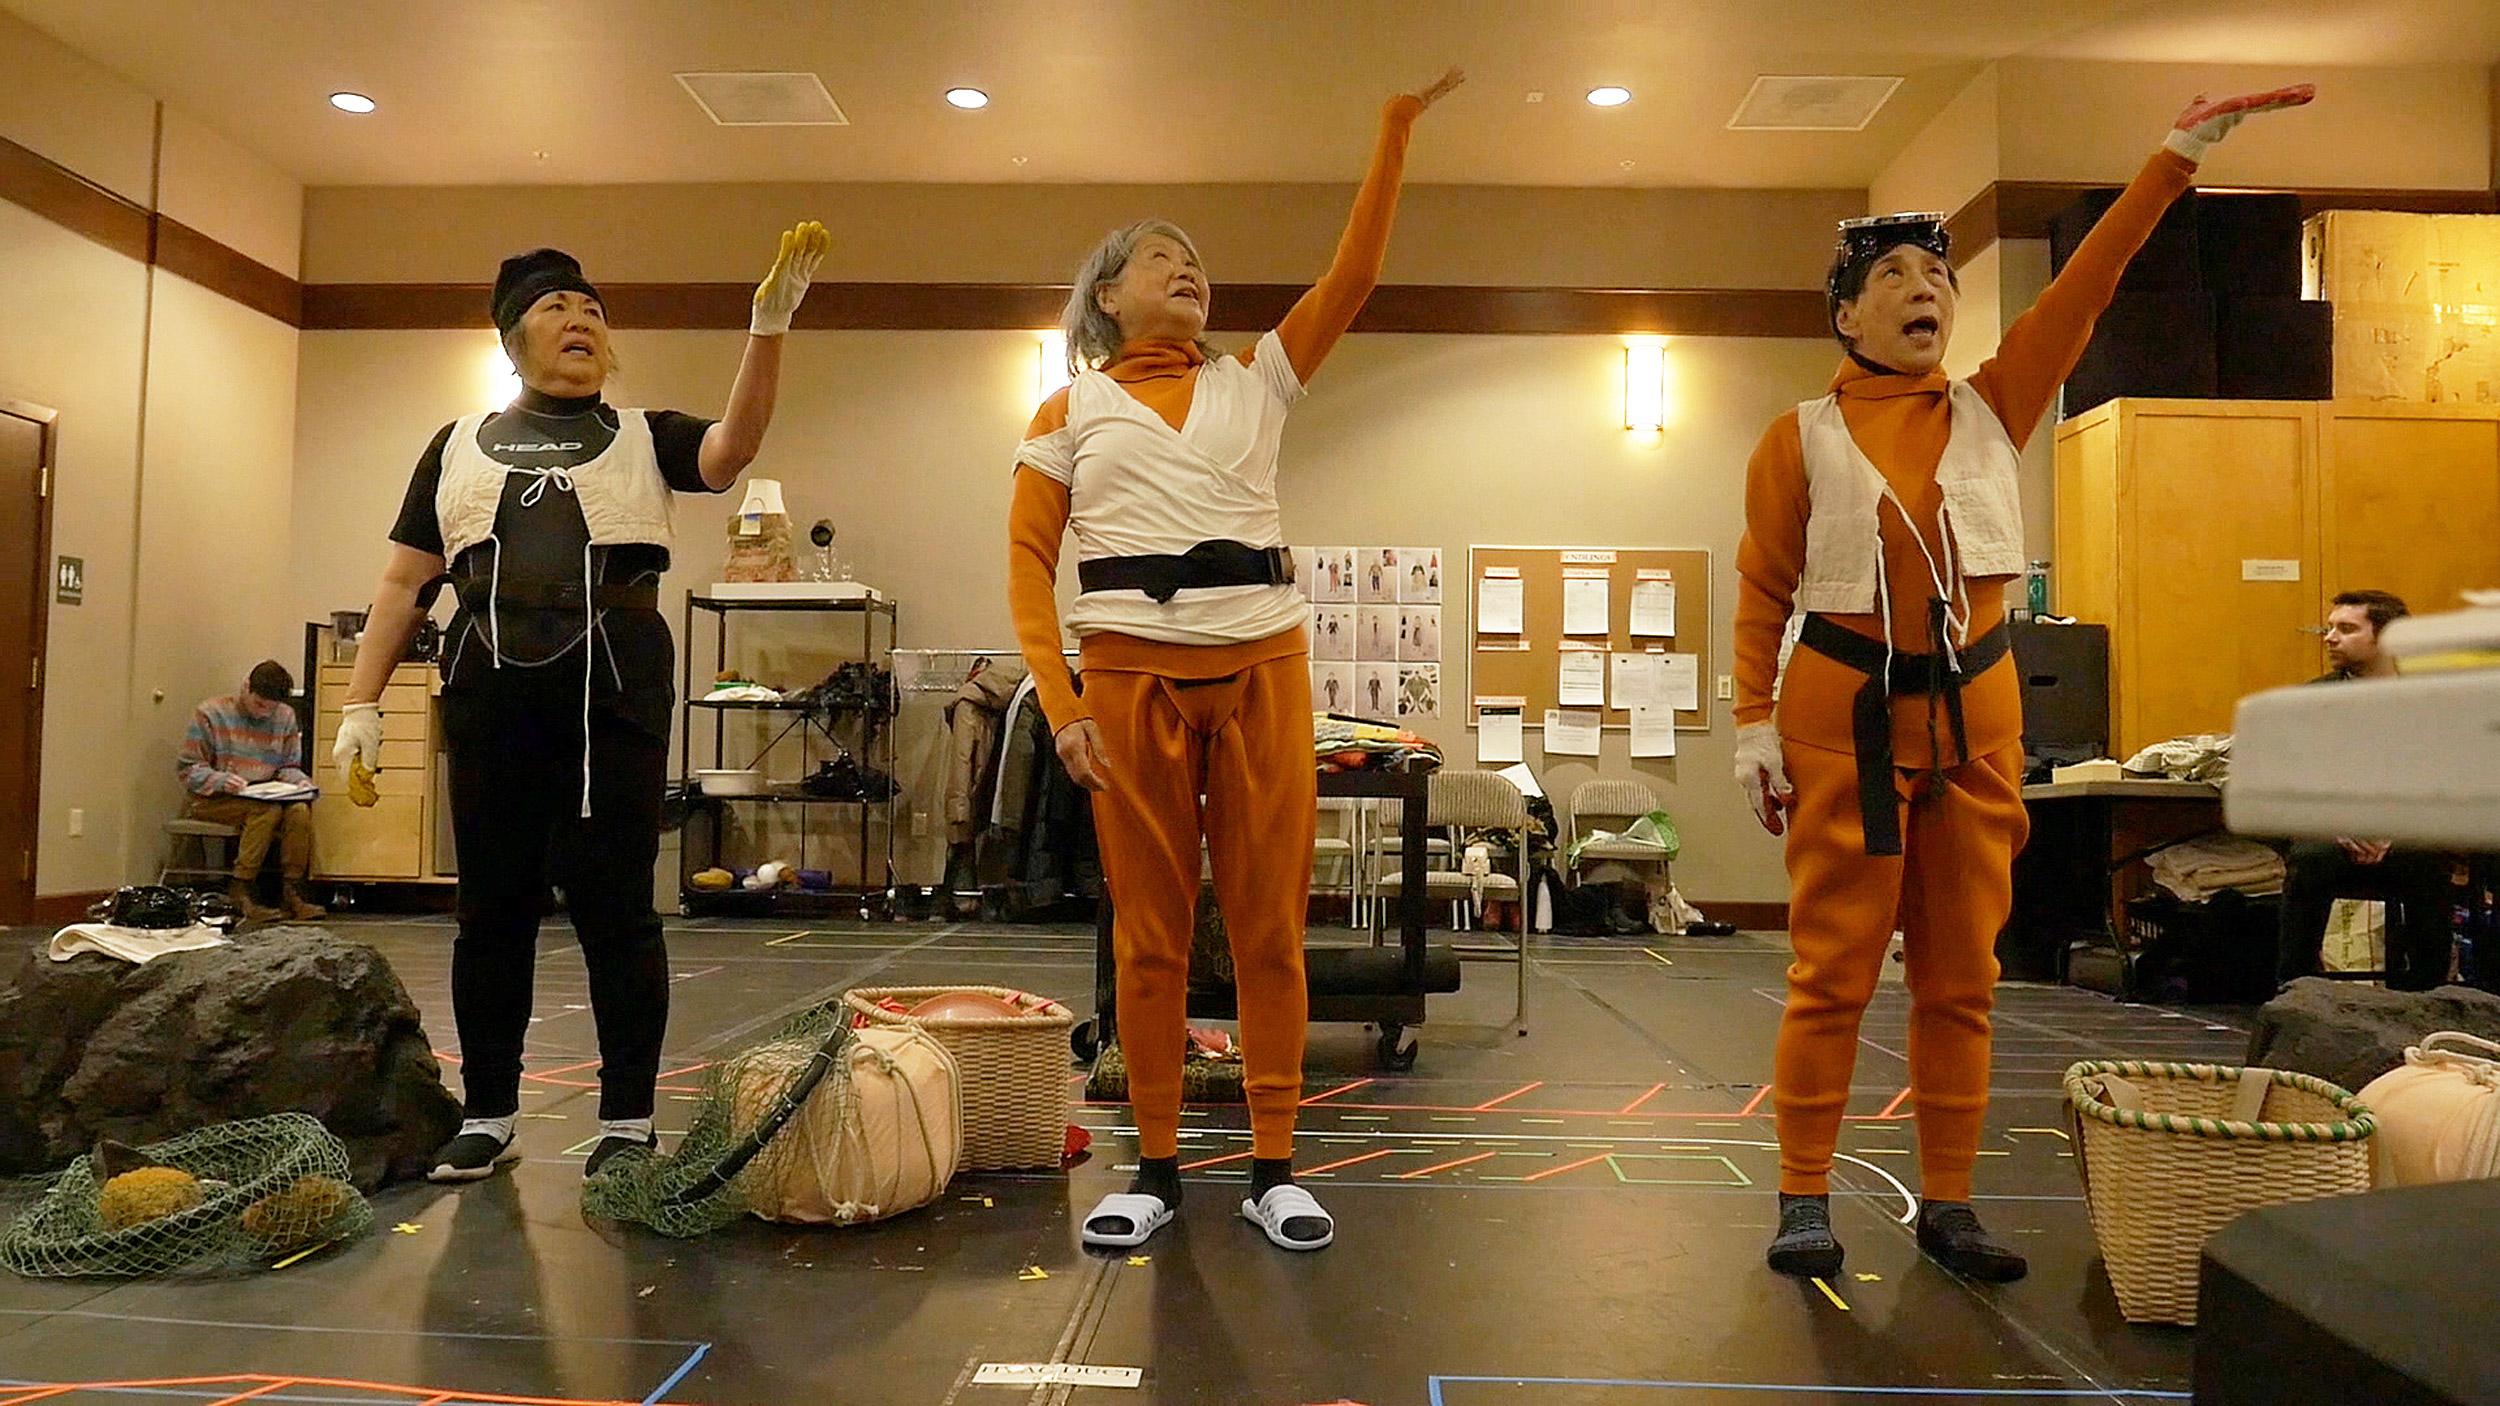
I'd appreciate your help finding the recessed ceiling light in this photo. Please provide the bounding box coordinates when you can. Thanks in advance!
[1525,91,1545,103]
[329,92,376,114]
[1587,86,1632,108]
[945,87,989,110]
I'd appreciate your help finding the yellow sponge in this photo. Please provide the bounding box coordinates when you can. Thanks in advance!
[97,1166,204,1231]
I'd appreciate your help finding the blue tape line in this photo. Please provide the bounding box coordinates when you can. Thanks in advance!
[642,1341,713,1406]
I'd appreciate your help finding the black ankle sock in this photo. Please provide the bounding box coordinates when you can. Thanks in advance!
[1250,1158,1294,1199]
[1131,1156,1182,1209]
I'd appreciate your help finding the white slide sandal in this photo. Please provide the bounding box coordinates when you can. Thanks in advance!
[1240,1184,1335,1251]
[1080,1192,1174,1249]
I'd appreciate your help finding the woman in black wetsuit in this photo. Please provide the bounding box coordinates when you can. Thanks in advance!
[335,227,828,1182]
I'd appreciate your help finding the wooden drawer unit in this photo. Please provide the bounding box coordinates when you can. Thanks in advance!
[312,793,423,879]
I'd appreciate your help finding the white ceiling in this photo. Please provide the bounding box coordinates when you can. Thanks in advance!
[6,0,2497,189]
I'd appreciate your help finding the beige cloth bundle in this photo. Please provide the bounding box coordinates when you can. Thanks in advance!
[2359,1032,2500,1187]
[728,1025,961,1226]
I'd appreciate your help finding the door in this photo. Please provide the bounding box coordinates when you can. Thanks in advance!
[2321,405,2500,619]
[0,399,56,923]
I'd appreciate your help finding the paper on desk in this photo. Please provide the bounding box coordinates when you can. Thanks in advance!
[1630,573,1676,637]
[1545,708,1601,756]
[1630,707,1677,757]
[1476,704,1524,764]
[1558,648,1607,705]
[1562,571,1610,636]
[1477,572,1524,635]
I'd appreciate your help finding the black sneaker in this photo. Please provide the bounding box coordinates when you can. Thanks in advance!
[427,1130,517,1183]
[1916,1200,2028,1281]
[1765,1192,1845,1279]
[584,1134,657,1179]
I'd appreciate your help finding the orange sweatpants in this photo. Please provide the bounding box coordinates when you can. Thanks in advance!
[1773,738,2029,1202]
[1086,652,1317,1162]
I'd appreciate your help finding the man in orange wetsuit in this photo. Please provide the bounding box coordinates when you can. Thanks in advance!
[1732,86,2314,1281]
[1007,71,1464,1253]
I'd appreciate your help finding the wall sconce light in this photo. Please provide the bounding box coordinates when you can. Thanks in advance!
[1037,331,1071,400]
[1624,339,1668,432]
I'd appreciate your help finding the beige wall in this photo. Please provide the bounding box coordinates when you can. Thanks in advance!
[1998,59,2490,191]
[0,202,150,895]
[302,182,1862,291]
[0,19,305,897]
[291,326,1831,902]
[1871,66,2001,219]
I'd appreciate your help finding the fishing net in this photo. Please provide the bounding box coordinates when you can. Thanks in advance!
[0,1113,373,1278]
[583,1001,960,1237]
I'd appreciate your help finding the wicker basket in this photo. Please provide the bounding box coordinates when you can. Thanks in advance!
[845,986,1073,1171]
[2064,1060,2376,1325]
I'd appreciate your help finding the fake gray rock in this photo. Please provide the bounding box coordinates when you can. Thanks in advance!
[2245,978,2500,1095]
[0,927,459,1190]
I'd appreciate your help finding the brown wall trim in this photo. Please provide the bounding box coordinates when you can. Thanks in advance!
[154,215,302,325]
[301,280,1832,337]
[1701,900,1789,934]
[29,890,112,925]
[0,132,303,327]
[0,132,151,264]
[1947,178,2500,261]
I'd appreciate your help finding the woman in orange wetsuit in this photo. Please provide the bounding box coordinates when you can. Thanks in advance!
[1007,70,1464,1252]
[1732,86,2313,1281]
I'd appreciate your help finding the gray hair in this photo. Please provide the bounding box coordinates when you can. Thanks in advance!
[1059,219,1215,374]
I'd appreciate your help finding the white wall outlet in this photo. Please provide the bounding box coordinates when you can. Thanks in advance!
[911,810,930,838]
[68,807,84,838]
[1715,674,1734,701]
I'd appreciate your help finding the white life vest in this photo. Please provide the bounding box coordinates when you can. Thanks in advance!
[1792,380,2025,622]
[433,409,675,566]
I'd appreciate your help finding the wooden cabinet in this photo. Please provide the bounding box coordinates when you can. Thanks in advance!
[2055,399,2500,758]
[310,660,444,881]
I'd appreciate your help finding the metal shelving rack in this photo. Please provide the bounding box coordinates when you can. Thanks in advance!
[677,592,899,917]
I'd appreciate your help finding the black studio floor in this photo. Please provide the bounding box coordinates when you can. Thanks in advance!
[0,914,2258,1406]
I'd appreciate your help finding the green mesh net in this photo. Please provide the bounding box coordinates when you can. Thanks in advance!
[583,1001,859,1238]
[0,1112,374,1278]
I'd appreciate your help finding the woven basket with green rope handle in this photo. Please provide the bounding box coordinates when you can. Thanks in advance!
[2062,1059,2376,1325]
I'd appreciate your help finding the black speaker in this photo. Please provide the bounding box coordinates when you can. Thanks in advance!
[2197,192,2307,297]
[2008,619,2109,762]
[2198,1180,2500,1405]
[2050,187,2204,294]
[2216,295,2335,400]
[2064,292,2218,416]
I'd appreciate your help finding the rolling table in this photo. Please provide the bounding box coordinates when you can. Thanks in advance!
[1078,761,1460,1071]
[2008,779,2224,989]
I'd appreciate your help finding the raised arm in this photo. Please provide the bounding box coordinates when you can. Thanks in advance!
[1265,69,1463,383]
[1970,85,2313,444]
[699,222,830,489]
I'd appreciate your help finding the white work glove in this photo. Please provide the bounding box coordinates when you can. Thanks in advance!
[1733,721,1795,838]
[749,221,830,337]
[2164,84,2314,163]
[332,702,383,780]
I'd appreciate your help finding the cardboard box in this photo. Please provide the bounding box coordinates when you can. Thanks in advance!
[2306,211,2500,404]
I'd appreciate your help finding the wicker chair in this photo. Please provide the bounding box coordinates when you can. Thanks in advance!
[1371,769,1531,1034]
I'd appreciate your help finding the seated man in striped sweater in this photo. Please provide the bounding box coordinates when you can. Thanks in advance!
[179,660,325,922]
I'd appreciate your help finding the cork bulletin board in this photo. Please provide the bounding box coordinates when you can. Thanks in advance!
[1466,545,1714,731]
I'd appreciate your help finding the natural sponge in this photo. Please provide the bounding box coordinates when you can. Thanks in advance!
[240,1176,357,1251]
[97,1167,204,1231]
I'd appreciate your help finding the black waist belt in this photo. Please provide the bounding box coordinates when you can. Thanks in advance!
[452,578,659,614]
[1077,541,1294,604]
[1798,609,2010,857]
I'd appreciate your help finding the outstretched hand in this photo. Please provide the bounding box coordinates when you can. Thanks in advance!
[750,221,831,337]
[2167,84,2313,161]
[1410,67,1465,111]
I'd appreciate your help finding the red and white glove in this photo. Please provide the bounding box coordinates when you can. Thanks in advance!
[2165,84,2315,163]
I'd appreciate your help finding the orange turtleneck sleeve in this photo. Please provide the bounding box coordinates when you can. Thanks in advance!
[1733,147,2198,751]
[1254,94,1425,384]
[1008,392,1088,733]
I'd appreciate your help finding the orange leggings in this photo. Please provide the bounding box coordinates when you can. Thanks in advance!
[1087,653,1316,1162]
[1773,739,2028,1201]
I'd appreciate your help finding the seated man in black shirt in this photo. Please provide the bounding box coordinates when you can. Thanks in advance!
[2276,590,2455,990]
